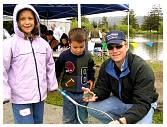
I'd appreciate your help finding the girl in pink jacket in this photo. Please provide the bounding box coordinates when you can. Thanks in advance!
[3,4,58,124]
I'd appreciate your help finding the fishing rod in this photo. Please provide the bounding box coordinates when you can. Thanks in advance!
[58,88,114,124]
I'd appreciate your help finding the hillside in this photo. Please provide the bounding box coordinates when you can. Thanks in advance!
[89,16,144,26]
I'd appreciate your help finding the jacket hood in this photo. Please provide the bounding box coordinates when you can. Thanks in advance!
[13,4,40,38]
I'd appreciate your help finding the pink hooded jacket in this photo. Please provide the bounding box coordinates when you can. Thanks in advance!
[3,4,58,104]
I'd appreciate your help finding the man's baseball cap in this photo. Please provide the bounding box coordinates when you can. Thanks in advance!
[106,30,126,44]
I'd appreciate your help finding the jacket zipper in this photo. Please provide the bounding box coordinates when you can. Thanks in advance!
[29,38,42,102]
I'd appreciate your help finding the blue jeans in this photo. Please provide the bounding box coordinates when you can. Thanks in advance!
[62,91,88,124]
[88,96,157,124]
[12,101,44,124]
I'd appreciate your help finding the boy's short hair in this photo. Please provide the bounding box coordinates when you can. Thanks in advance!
[68,28,87,43]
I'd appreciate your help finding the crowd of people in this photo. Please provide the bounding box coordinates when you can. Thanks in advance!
[41,22,105,57]
[3,4,159,124]
[40,23,69,52]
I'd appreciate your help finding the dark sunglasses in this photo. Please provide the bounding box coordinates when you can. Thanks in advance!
[107,44,125,50]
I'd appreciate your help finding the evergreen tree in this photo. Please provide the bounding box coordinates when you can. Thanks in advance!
[121,9,139,29]
[141,4,162,32]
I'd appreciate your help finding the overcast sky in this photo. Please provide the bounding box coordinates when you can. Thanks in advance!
[129,0,162,16]
[85,0,162,18]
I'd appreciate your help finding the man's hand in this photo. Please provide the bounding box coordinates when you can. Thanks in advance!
[109,120,120,124]
[82,87,98,102]
[109,117,127,124]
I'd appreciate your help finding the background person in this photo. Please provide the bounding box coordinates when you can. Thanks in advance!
[83,30,158,124]
[46,30,59,51]
[3,4,58,124]
[101,29,108,53]
[88,24,102,54]
[58,33,69,49]
[55,28,95,124]
[40,23,48,41]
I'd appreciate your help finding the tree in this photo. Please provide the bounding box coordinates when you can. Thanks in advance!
[101,16,108,28]
[70,16,93,32]
[112,23,117,30]
[81,16,93,32]
[97,16,109,32]
[159,22,163,34]
[70,18,78,29]
[141,4,162,32]
[121,9,139,29]
[91,20,96,26]
[116,24,135,38]
[141,16,152,32]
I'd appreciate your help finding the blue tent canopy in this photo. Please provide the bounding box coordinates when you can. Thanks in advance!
[3,4,129,19]
[81,4,128,15]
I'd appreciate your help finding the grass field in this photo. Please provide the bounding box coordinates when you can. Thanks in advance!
[46,56,163,124]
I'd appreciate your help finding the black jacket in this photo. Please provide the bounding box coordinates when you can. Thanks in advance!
[94,51,158,123]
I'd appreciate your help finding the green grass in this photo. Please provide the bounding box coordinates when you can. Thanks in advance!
[153,110,163,124]
[45,91,63,106]
[45,56,163,124]
[147,61,163,73]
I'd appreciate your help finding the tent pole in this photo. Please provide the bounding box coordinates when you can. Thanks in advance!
[78,4,81,28]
